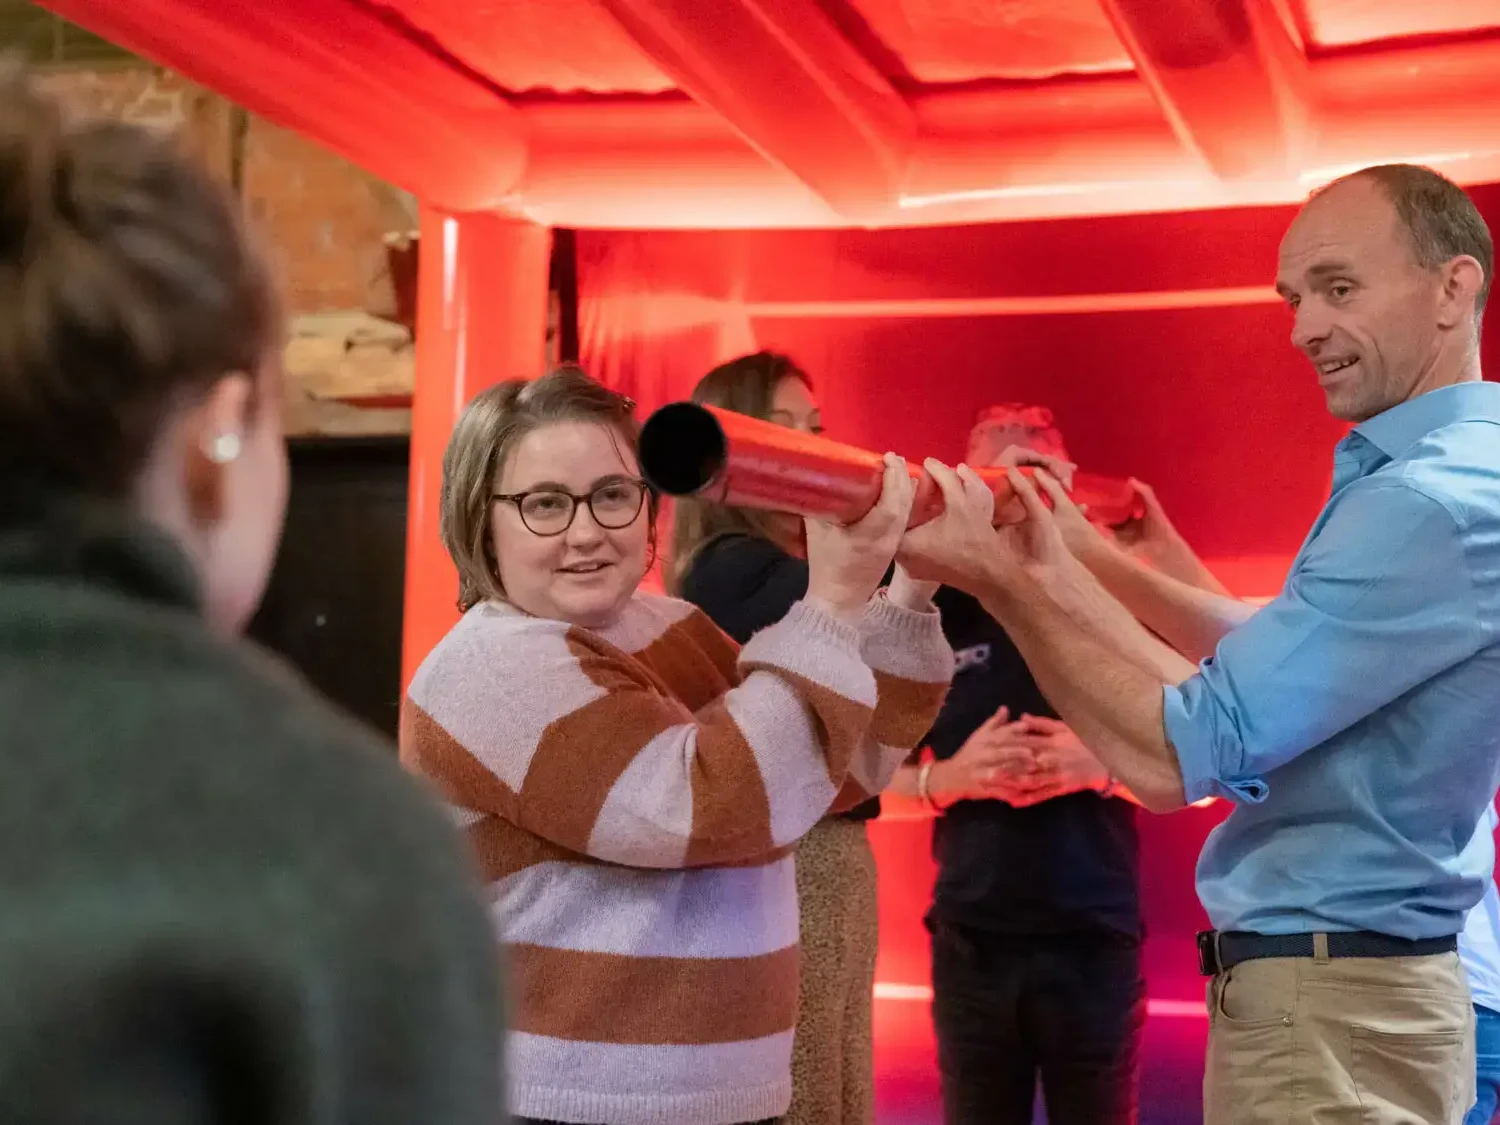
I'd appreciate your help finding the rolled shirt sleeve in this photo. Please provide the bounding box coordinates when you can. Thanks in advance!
[1164,479,1488,804]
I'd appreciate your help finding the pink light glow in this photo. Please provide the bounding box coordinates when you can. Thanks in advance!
[874,982,1208,1018]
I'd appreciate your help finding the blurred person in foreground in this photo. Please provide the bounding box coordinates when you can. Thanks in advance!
[671,351,927,1125]
[0,66,502,1123]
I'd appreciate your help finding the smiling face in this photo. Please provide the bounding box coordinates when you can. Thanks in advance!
[490,420,651,628]
[1276,176,1455,423]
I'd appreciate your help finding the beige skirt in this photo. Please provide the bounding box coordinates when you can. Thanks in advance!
[783,816,879,1125]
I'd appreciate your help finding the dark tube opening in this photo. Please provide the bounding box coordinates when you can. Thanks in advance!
[638,402,728,497]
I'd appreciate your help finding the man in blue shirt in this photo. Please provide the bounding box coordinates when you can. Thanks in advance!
[897,164,1500,1124]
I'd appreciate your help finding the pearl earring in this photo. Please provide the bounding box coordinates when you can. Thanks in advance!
[207,433,242,464]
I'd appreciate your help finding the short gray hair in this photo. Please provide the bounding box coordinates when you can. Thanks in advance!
[1324,164,1493,315]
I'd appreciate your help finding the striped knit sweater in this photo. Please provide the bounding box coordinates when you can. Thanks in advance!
[402,589,952,1125]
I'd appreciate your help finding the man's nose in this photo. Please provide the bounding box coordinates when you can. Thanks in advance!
[1291,304,1331,354]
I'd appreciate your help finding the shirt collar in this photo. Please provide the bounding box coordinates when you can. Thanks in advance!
[1353,380,1500,461]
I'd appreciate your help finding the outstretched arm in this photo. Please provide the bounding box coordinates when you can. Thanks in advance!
[974,473,1487,813]
[1051,481,1257,662]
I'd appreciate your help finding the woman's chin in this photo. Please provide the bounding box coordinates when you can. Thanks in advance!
[554,582,637,629]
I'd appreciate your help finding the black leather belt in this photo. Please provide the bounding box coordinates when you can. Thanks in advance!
[1196,929,1457,976]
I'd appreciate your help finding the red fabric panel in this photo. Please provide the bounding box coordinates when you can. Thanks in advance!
[579,188,1500,1012]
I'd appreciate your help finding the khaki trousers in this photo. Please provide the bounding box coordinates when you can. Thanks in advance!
[1205,948,1475,1124]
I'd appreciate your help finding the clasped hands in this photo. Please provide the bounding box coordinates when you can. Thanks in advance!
[928,706,1111,809]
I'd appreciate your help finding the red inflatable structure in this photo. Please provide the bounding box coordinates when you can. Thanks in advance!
[35,0,1500,229]
[33,3,1500,1115]
[33,0,1500,676]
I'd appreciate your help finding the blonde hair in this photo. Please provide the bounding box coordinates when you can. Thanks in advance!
[666,351,810,594]
[438,365,652,612]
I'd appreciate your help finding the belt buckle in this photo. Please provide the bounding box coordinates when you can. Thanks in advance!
[1196,930,1221,976]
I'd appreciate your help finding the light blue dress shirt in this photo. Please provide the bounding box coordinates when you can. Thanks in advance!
[1164,381,1500,938]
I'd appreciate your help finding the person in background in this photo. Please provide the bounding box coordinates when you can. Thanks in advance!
[671,357,1068,1124]
[1464,803,1500,1125]
[882,405,1223,1125]
[669,351,886,1125]
[0,68,503,1122]
[894,164,1500,1125]
[403,365,962,1125]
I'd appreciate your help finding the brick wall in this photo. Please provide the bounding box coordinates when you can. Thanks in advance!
[38,64,413,318]
[38,64,417,433]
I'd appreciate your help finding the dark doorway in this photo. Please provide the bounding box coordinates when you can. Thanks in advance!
[248,435,409,743]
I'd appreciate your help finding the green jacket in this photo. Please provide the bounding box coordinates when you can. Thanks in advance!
[0,490,503,1123]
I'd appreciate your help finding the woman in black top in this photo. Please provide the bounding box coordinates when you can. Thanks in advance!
[0,69,500,1122]
[672,352,912,1125]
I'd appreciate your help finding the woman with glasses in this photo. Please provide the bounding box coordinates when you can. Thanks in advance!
[401,365,965,1125]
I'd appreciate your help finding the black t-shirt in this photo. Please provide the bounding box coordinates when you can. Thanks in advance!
[679,533,881,822]
[925,586,1142,939]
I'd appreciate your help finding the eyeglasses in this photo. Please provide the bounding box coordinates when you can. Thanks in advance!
[492,478,649,537]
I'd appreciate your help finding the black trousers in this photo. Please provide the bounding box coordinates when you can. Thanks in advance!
[929,920,1146,1125]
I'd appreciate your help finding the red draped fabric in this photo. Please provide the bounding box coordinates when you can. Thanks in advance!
[577,230,759,415]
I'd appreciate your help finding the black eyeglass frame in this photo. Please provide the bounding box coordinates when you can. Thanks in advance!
[491,477,651,537]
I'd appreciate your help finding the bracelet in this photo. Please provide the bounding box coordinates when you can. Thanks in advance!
[917,760,943,813]
[1098,774,1121,799]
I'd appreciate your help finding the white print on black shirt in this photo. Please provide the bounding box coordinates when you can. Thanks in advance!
[954,643,992,675]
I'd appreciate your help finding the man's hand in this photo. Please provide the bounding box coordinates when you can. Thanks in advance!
[1111,479,1231,594]
[895,460,1002,592]
[988,445,1076,527]
[990,715,1111,808]
[900,460,1097,614]
[1111,480,1178,554]
[927,706,1036,807]
[1036,468,1119,567]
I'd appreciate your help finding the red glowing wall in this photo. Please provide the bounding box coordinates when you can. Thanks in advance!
[577,183,1500,1021]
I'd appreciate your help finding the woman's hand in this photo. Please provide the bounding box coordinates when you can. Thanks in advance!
[988,715,1111,808]
[805,453,916,622]
[895,460,1003,593]
[927,707,1035,806]
[886,562,940,611]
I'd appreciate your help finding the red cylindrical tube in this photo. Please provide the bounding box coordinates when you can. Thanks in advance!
[638,401,1143,527]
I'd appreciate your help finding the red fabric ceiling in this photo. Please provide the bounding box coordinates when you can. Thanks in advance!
[35,0,1500,228]
[388,0,677,95]
[825,0,1135,84]
[1300,0,1500,48]
[385,0,1500,95]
